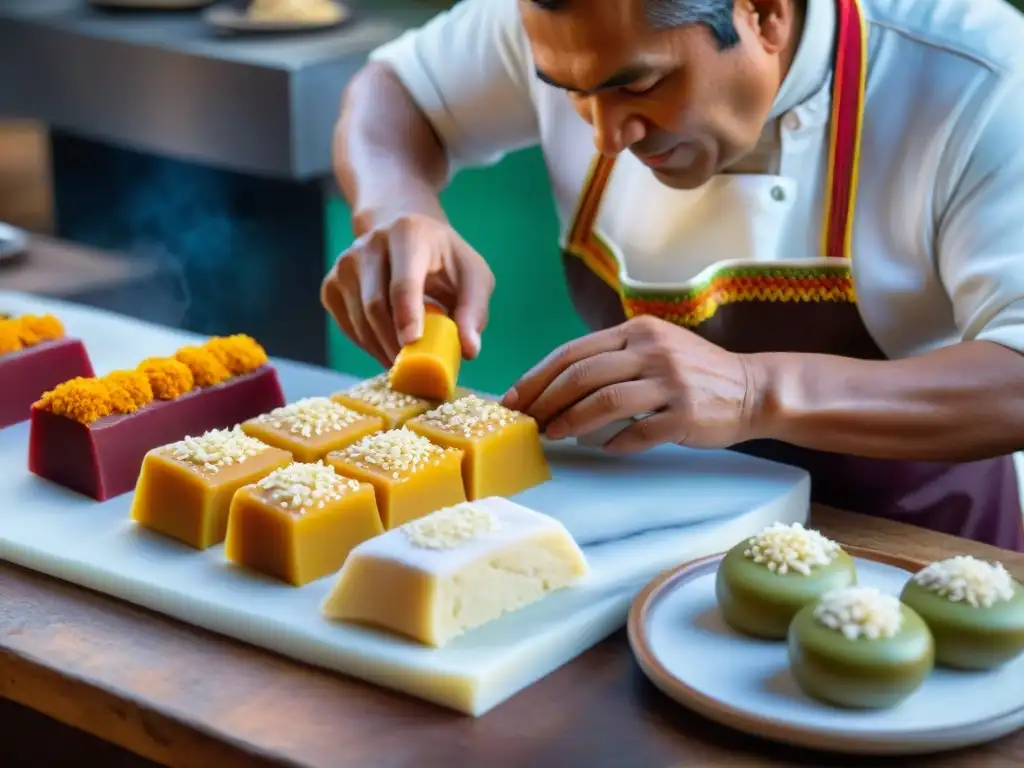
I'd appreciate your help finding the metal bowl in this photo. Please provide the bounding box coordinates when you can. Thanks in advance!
[0,222,28,264]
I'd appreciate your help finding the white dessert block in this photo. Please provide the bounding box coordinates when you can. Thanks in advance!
[321,496,590,647]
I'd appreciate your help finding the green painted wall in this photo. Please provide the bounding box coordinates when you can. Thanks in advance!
[325,147,589,394]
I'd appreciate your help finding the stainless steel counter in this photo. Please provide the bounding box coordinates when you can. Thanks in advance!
[0,0,444,180]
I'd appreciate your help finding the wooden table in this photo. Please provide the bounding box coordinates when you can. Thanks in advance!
[0,234,190,330]
[0,234,160,298]
[2,507,1023,767]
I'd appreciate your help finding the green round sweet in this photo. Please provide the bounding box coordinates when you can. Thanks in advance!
[788,596,934,709]
[715,537,857,640]
[900,564,1024,671]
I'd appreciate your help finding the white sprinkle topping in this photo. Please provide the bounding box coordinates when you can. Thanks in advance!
[912,556,1016,608]
[402,503,501,549]
[252,397,366,439]
[742,522,841,576]
[331,427,449,480]
[343,374,428,412]
[168,427,268,474]
[416,394,518,439]
[256,461,362,513]
[813,586,904,640]
[248,0,341,23]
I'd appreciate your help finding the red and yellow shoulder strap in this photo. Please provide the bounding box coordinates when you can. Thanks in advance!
[821,0,868,260]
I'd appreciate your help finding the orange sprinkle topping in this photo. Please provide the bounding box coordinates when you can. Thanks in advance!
[175,346,231,387]
[16,314,65,346]
[0,319,23,355]
[36,369,157,424]
[105,370,154,413]
[204,334,268,375]
[37,377,116,424]
[36,332,268,422]
[138,357,195,400]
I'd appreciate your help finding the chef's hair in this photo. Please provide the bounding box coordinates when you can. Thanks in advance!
[528,0,740,49]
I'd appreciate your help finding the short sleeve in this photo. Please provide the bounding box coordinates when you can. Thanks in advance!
[368,0,540,170]
[937,74,1024,354]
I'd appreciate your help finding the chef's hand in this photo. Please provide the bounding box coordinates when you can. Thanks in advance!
[502,316,760,453]
[321,213,495,368]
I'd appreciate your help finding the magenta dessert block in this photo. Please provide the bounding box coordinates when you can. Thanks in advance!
[27,335,286,501]
[0,314,94,430]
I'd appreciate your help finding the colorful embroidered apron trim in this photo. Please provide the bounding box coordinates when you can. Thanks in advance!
[621,265,856,328]
[562,0,867,327]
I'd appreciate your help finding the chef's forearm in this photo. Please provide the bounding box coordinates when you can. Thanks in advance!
[749,341,1024,461]
[333,62,449,237]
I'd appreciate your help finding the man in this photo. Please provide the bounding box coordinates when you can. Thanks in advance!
[322,0,1024,550]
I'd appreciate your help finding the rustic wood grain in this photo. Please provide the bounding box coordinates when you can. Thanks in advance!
[2,505,1023,767]
[0,699,160,767]
[811,507,1024,580]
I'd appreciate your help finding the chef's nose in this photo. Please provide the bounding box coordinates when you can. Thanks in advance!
[589,95,645,157]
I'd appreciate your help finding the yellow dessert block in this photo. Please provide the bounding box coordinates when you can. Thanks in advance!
[241,396,383,463]
[224,462,383,586]
[321,497,590,647]
[406,394,551,500]
[331,373,436,429]
[388,306,461,401]
[325,428,465,529]
[131,427,292,549]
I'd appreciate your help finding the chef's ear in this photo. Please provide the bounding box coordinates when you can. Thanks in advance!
[747,0,793,55]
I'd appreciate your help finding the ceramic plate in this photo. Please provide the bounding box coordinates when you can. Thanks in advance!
[90,0,216,9]
[628,547,1024,756]
[203,1,350,33]
[0,222,28,264]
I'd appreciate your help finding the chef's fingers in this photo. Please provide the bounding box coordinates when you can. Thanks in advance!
[321,276,358,344]
[359,247,401,364]
[321,252,364,345]
[544,379,662,440]
[503,325,628,412]
[523,350,642,432]
[387,232,430,348]
[603,410,679,454]
[336,260,390,369]
[450,242,494,361]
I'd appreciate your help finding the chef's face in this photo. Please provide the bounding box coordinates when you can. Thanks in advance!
[521,0,796,189]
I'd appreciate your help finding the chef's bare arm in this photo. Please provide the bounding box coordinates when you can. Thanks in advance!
[333,0,540,237]
[333,63,450,237]
[751,341,1024,462]
[751,76,1024,463]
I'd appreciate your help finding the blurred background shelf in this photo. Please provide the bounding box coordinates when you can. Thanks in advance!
[0,0,585,388]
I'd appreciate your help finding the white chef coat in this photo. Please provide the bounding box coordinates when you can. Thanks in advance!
[369,0,1024,365]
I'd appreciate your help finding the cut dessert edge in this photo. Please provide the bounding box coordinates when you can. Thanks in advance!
[224,462,385,586]
[320,497,591,648]
[388,307,462,401]
[0,337,95,429]
[131,426,295,550]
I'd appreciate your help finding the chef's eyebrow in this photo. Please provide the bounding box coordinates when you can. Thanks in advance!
[535,65,655,95]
